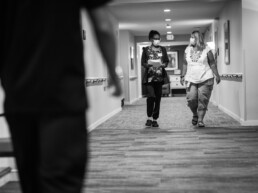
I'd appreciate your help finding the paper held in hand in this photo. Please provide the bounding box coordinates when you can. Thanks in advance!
[148,59,162,68]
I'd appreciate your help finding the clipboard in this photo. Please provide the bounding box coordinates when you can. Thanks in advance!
[148,59,162,68]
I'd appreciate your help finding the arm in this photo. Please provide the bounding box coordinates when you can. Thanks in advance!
[141,47,154,73]
[207,51,221,84]
[180,53,187,85]
[161,47,168,68]
[141,47,149,69]
[87,6,122,96]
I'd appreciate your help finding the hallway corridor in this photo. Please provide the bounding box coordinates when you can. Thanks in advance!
[1,1,258,193]
[84,97,258,193]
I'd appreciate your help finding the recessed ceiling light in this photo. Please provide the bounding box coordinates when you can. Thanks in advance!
[165,19,171,22]
[166,24,172,29]
[164,9,171,12]
[167,31,172,34]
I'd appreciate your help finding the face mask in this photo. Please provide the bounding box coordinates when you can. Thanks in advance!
[190,37,196,46]
[153,39,160,46]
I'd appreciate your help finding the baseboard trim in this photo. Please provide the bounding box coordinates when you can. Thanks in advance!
[0,173,10,187]
[213,102,258,126]
[0,169,19,187]
[87,107,122,132]
[0,168,13,187]
[217,104,242,123]
[240,119,258,126]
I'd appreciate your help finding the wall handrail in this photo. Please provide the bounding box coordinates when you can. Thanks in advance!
[220,73,243,82]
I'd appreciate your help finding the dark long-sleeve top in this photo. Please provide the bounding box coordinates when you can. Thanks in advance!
[141,45,170,85]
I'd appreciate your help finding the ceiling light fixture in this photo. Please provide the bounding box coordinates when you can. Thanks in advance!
[165,19,171,22]
[166,24,171,29]
[164,9,171,12]
[167,31,172,34]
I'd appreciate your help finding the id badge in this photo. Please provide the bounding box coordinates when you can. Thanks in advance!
[186,81,191,88]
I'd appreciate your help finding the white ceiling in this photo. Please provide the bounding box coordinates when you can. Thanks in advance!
[108,0,233,36]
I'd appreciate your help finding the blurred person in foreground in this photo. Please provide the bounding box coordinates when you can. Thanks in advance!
[1,1,121,193]
[180,31,220,127]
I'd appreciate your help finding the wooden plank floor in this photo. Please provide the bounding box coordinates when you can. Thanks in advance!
[1,97,258,193]
[84,98,258,193]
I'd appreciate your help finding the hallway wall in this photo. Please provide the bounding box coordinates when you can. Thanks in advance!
[242,0,258,124]
[81,9,123,131]
[210,0,244,123]
[119,30,139,104]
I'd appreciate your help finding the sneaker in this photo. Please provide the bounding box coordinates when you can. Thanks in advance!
[145,120,152,127]
[192,115,198,125]
[152,121,159,127]
[198,121,205,127]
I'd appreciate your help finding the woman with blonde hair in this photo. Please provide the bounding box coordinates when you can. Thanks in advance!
[180,31,221,127]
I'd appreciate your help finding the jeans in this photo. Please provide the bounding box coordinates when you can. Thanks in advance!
[186,78,214,113]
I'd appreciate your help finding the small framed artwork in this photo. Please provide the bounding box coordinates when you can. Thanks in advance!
[130,46,134,70]
[224,20,230,64]
[130,46,134,59]
[166,51,178,70]
[130,58,134,70]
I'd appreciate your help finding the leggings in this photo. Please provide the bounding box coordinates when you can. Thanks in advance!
[146,83,163,120]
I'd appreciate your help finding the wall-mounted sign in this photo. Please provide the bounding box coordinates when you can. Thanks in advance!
[166,34,174,40]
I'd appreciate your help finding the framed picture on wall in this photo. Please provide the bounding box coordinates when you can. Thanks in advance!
[130,58,134,70]
[224,20,230,64]
[130,46,134,70]
[166,51,178,70]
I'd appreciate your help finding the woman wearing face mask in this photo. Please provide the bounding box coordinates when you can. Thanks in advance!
[180,31,221,127]
[141,30,169,128]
